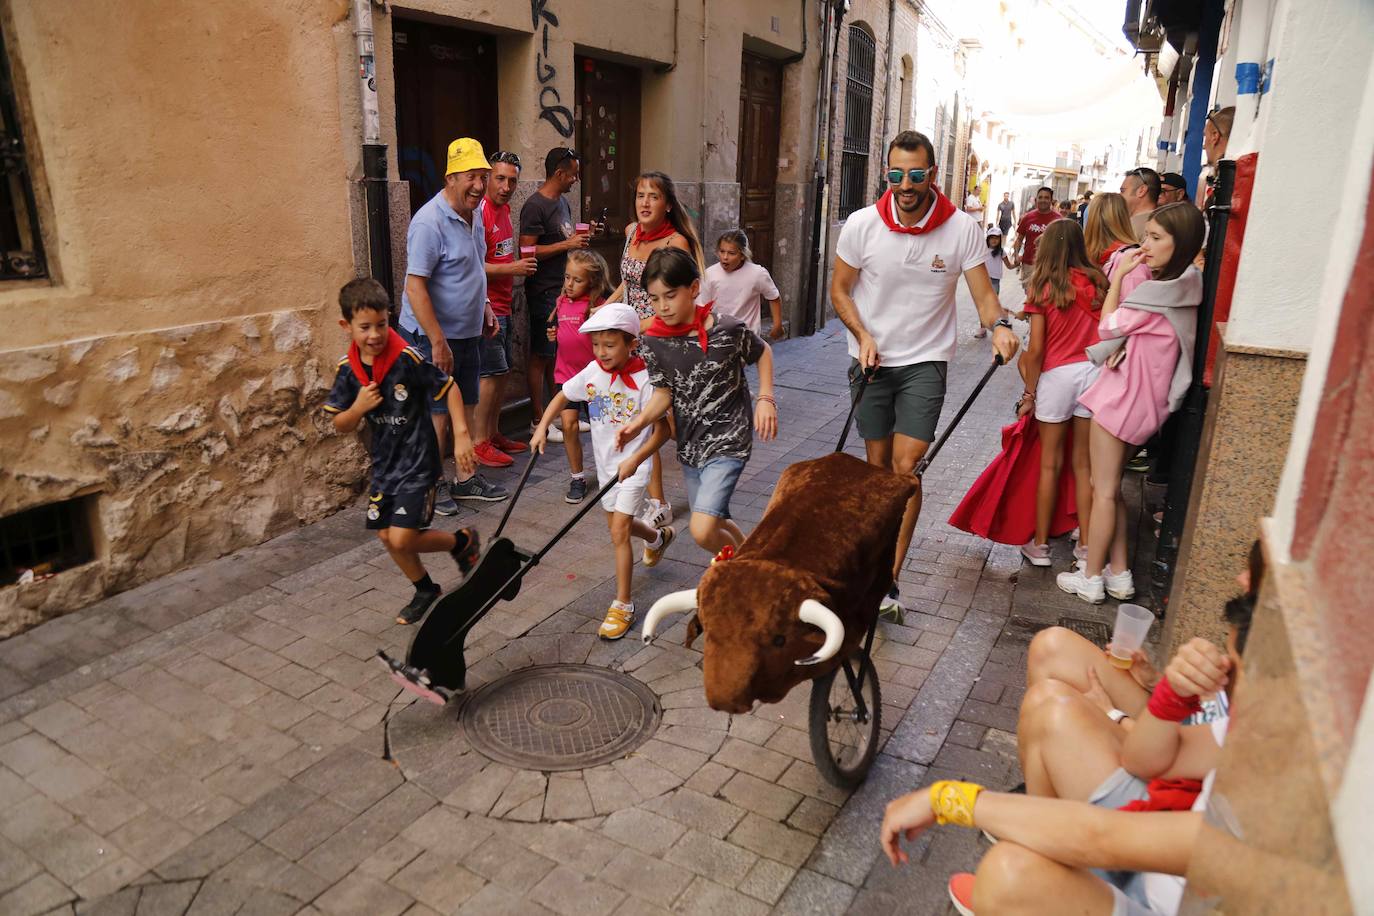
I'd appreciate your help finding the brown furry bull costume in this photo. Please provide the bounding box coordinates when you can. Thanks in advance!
[642,452,916,713]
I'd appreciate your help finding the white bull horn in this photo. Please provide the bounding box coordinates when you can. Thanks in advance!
[642,589,698,644]
[795,599,845,666]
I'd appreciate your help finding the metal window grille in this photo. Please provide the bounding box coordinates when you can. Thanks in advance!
[839,26,876,219]
[1,498,94,585]
[0,33,45,280]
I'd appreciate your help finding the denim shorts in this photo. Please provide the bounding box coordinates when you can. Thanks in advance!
[480,315,511,378]
[527,290,558,360]
[681,456,746,519]
[399,327,480,411]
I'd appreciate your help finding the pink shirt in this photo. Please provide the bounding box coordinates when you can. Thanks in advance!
[1077,307,1179,445]
[698,262,780,333]
[553,296,597,384]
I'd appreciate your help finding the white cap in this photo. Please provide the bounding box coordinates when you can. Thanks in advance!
[985,224,1003,237]
[579,302,641,338]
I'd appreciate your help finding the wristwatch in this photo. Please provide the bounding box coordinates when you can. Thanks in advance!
[993,317,1013,331]
[1107,708,1129,723]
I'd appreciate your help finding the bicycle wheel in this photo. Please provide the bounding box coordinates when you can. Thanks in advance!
[807,657,881,788]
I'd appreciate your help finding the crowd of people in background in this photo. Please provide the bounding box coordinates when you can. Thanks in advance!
[327,109,1236,916]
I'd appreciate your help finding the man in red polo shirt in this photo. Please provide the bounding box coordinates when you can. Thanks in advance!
[1013,187,1061,286]
[474,150,538,467]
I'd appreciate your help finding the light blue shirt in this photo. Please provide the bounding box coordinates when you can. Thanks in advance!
[400,191,488,340]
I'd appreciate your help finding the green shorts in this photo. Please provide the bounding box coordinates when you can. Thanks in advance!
[848,359,947,443]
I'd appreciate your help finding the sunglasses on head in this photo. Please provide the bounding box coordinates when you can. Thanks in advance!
[490,150,522,168]
[887,167,929,185]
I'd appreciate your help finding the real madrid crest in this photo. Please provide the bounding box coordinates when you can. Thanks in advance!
[393,383,408,402]
[367,504,381,521]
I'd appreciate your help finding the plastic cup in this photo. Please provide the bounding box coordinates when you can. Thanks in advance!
[1109,603,1153,668]
[575,222,590,235]
[520,245,536,258]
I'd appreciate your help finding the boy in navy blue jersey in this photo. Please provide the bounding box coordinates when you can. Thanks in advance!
[324,278,482,624]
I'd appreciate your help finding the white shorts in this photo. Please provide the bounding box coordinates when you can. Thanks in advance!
[1035,361,1099,423]
[600,479,647,516]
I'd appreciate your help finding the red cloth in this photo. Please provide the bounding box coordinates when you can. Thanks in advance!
[644,301,713,352]
[1148,677,1203,722]
[608,356,646,391]
[1023,268,1103,372]
[875,188,957,235]
[1119,778,1204,813]
[1016,208,1062,263]
[633,220,677,245]
[348,329,408,387]
[480,198,515,316]
[948,415,1078,545]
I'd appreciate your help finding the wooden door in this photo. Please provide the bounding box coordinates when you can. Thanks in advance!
[577,57,641,285]
[393,20,499,215]
[738,53,783,272]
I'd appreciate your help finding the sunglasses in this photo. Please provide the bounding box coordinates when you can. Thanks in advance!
[490,150,522,168]
[887,167,929,185]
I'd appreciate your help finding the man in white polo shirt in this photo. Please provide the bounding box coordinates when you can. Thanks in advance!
[831,130,1018,613]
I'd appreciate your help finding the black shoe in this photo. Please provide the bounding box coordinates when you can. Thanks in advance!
[433,488,460,516]
[397,586,441,625]
[451,474,509,502]
[565,477,588,504]
[450,527,481,575]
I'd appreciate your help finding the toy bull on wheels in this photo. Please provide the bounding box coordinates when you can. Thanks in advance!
[642,357,1003,787]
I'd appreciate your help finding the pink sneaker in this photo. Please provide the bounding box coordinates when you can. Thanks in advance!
[1019,540,1051,567]
[948,873,975,916]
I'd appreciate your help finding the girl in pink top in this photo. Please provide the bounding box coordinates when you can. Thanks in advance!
[699,229,784,339]
[548,249,610,501]
[1061,204,1207,605]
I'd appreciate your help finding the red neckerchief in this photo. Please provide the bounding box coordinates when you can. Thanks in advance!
[1118,778,1203,813]
[607,356,646,391]
[633,220,676,246]
[875,187,957,235]
[349,329,408,387]
[645,301,713,352]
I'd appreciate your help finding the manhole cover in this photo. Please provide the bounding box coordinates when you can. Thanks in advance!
[460,664,662,771]
[1057,616,1111,645]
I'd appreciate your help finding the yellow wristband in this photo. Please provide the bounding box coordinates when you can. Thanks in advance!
[929,780,984,828]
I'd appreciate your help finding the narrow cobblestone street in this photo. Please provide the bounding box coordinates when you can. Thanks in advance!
[0,278,1136,915]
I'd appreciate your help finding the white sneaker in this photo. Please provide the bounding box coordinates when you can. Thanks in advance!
[1056,567,1106,604]
[1102,565,1136,600]
[1070,526,1080,542]
[642,497,672,528]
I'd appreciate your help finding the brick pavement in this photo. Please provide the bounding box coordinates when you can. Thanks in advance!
[0,275,1151,915]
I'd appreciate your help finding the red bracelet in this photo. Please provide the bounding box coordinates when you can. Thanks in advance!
[1147,676,1202,722]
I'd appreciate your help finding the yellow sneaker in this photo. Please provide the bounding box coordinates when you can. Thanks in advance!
[642,525,675,567]
[599,604,635,640]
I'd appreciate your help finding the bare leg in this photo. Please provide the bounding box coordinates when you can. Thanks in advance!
[720,519,746,545]
[649,452,666,503]
[608,512,633,604]
[973,842,1119,916]
[867,434,931,579]
[1071,416,1093,549]
[1018,680,1125,800]
[561,407,584,475]
[1026,627,1148,715]
[527,353,550,420]
[379,528,459,582]
[430,413,450,461]
[1110,498,1130,574]
[1086,421,1128,578]
[688,512,739,555]
[1035,420,1068,545]
[475,373,505,442]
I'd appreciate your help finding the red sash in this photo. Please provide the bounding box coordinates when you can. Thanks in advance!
[348,329,408,387]
[644,302,713,352]
[876,187,957,235]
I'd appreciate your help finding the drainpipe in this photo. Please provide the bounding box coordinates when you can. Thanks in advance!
[700,0,709,243]
[351,0,394,301]
[803,0,847,336]
[780,0,809,64]
[654,0,680,73]
[880,0,896,158]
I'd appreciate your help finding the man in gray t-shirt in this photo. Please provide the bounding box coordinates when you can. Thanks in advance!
[519,147,589,422]
[996,193,1015,235]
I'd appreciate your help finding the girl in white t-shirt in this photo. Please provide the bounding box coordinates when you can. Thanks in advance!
[973,225,1017,338]
[700,229,784,340]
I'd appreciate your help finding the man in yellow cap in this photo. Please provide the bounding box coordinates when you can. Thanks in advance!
[399,138,509,510]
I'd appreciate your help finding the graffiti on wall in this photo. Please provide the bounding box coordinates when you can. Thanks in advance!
[531,0,575,137]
